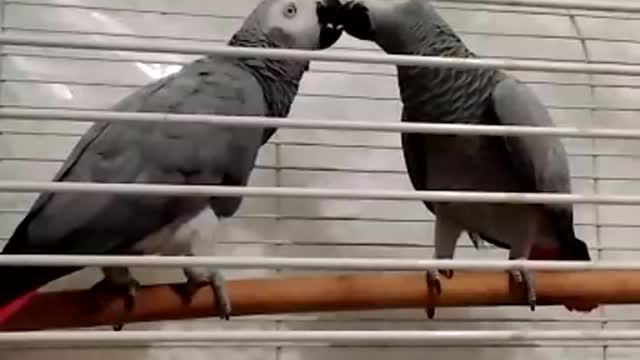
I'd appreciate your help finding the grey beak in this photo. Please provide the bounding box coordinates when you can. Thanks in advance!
[316,0,344,49]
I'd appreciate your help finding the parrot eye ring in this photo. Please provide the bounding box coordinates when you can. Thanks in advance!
[283,3,297,18]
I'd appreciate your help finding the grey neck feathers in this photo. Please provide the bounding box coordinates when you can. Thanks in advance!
[227,28,310,144]
[380,3,500,124]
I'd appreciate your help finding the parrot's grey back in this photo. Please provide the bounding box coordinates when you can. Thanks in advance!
[337,0,592,317]
[7,57,269,256]
[12,21,315,254]
[349,0,588,258]
[0,0,346,323]
[10,0,323,255]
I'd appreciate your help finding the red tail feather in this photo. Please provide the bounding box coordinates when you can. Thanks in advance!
[529,245,600,313]
[0,290,37,324]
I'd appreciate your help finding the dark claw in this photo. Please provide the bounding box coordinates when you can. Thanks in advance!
[426,307,435,319]
[508,268,536,311]
[426,270,442,295]
[424,269,454,319]
[172,271,231,320]
[213,284,231,321]
[89,277,141,331]
[425,269,442,319]
[172,282,198,305]
[468,232,482,249]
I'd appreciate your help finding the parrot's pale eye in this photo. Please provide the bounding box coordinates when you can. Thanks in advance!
[283,3,297,18]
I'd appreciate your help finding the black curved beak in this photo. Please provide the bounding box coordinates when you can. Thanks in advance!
[316,0,344,49]
[338,1,376,41]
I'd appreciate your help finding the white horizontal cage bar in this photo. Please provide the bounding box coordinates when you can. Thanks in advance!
[0,255,634,271]
[8,20,640,48]
[444,0,640,12]
[7,49,640,84]
[4,108,640,139]
[0,330,639,344]
[0,128,638,158]
[10,0,640,16]
[9,0,640,20]
[9,72,640,92]
[0,181,638,205]
[2,34,640,75]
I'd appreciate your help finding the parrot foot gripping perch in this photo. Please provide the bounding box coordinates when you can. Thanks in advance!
[172,267,232,320]
[424,268,454,319]
[89,273,142,331]
[509,266,537,311]
[423,266,537,318]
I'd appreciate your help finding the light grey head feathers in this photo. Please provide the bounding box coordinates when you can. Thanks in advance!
[337,0,449,53]
[241,0,343,49]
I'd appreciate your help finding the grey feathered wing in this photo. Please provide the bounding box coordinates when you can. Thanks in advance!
[0,119,116,312]
[0,58,268,306]
[400,109,432,210]
[490,76,589,260]
[4,77,173,243]
[400,108,496,249]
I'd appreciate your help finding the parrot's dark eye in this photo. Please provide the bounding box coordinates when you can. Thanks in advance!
[283,3,297,18]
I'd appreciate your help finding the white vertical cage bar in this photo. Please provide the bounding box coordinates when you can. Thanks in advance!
[567,10,608,331]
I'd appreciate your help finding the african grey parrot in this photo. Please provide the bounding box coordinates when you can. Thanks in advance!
[0,0,343,330]
[337,0,594,318]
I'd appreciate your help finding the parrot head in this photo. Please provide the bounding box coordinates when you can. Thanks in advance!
[336,0,433,52]
[248,0,344,49]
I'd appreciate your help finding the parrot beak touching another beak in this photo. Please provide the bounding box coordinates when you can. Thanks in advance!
[337,1,376,41]
[316,0,345,48]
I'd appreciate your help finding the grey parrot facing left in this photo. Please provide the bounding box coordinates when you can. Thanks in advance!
[0,0,343,330]
[338,0,596,318]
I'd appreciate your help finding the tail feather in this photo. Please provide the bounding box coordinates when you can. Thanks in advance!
[529,236,590,261]
[566,236,591,261]
[0,290,37,324]
[552,211,590,261]
[558,236,599,313]
[0,265,79,324]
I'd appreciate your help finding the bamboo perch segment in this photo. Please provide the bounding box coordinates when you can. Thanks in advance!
[0,270,636,331]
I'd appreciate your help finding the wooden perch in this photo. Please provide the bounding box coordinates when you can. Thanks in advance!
[1,270,639,331]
